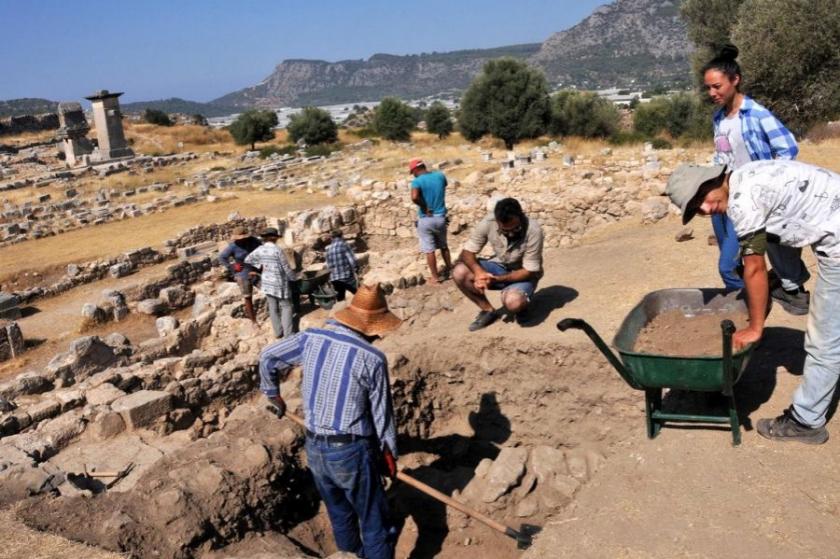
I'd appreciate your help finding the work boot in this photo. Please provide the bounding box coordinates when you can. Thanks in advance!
[756,407,828,445]
[770,286,809,316]
[468,310,498,332]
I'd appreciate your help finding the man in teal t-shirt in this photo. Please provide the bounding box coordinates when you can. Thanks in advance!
[409,158,452,284]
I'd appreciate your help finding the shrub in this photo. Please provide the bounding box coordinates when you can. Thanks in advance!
[144,108,172,126]
[305,143,342,157]
[549,91,620,138]
[372,97,417,141]
[227,109,279,150]
[633,94,712,140]
[458,58,550,149]
[425,102,454,139]
[608,131,648,145]
[650,138,673,150]
[287,107,338,145]
[259,144,297,159]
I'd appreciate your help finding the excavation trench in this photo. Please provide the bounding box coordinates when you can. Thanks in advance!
[16,336,640,558]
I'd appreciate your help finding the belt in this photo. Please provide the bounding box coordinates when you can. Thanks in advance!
[305,429,371,444]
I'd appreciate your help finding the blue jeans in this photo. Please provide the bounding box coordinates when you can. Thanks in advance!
[712,214,809,291]
[305,437,393,559]
[478,259,538,299]
[791,255,840,428]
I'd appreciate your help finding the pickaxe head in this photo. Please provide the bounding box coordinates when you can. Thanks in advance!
[506,523,541,549]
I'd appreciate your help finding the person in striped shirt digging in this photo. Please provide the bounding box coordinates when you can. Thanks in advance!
[259,283,402,559]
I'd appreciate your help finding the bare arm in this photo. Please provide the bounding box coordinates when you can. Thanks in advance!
[411,188,430,216]
[493,268,535,283]
[733,254,767,350]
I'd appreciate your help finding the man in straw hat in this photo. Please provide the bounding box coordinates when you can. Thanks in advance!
[259,283,401,558]
[218,225,262,322]
[666,159,840,445]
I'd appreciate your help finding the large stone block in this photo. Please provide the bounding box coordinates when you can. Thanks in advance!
[111,390,173,429]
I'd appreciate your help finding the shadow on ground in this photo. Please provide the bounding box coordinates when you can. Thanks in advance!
[512,285,579,328]
[659,326,806,436]
[392,392,510,559]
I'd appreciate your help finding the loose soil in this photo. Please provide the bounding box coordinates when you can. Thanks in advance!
[633,309,750,356]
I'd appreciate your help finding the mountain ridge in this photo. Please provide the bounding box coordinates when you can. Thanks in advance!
[214,0,691,107]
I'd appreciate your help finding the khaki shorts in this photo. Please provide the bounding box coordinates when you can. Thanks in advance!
[236,276,254,297]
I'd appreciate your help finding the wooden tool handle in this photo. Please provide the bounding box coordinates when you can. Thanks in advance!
[284,411,515,538]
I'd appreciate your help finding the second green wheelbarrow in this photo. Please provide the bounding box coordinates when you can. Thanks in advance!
[558,288,758,445]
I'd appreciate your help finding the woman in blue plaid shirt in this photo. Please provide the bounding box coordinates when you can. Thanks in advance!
[703,44,810,315]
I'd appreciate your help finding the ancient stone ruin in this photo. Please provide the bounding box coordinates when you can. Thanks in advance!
[84,90,134,161]
[56,102,94,167]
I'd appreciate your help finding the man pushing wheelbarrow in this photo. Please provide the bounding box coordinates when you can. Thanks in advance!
[665,159,840,445]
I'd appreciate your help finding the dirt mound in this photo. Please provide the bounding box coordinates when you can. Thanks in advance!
[633,309,749,356]
[16,404,316,559]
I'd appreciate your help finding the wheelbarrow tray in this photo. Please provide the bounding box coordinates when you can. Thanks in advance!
[298,269,331,294]
[612,288,754,392]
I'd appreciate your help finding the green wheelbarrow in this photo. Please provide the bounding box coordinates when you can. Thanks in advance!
[557,288,757,445]
[295,270,338,310]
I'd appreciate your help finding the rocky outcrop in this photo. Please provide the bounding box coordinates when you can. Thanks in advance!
[530,0,692,87]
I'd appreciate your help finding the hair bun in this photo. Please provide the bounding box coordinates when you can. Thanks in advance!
[719,44,739,61]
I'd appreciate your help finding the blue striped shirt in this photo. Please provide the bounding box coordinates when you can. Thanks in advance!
[259,321,397,457]
[712,96,798,163]
[325,238,357,282]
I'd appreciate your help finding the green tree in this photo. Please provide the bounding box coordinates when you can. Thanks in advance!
[732,0,840,133]
[144,108,172,126]
[633,94,713,140]
[372,97,417,141]
[287,107,338,145]
[227,109,279,150]
[549,91,620,138]
[458,58,550,149]
[680,0,745,84]
[425,102,454,139]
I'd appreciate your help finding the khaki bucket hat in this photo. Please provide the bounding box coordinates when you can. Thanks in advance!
[666,164,727,224]
[334,283,402,336]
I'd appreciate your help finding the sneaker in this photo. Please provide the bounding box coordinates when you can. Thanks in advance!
[770,286,809,316]
[756,407,828,444]
[514,308,533,326]
[468,310,498,332]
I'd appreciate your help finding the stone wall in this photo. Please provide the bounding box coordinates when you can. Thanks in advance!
[349,153,673,249]
[14,247,165,304]
[0,113,60,137]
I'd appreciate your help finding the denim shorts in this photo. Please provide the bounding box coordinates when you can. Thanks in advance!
[478,259,538,299]
[416,215,448,253]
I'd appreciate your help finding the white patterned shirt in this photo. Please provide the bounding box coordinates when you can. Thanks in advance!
[245,243,297,299]
[728,160,840,259]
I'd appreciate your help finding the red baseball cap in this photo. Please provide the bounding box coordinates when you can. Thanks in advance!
[408,159,425,173]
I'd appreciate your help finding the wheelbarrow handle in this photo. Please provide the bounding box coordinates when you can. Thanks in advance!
[557,317,643,391]
[557,318,587,332]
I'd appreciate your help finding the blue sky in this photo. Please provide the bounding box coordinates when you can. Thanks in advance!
[0,0,607,103]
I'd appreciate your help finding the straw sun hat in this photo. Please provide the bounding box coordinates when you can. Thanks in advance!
[334,284,402,336]
[231,226,249,240]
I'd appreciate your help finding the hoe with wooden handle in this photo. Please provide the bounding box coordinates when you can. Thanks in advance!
[269,407,540,549]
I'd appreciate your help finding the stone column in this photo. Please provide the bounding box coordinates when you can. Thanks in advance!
[85,90,134,161]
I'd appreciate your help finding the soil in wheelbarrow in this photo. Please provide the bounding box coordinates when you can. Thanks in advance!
[633,309,749,357]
